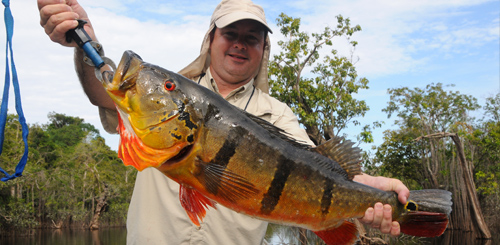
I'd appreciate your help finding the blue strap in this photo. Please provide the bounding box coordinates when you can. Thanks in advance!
[0,0,29,182]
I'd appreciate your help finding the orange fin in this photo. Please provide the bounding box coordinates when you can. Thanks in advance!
[400,211,449,237]
[314,136,362,180]
[195,161,259,203]
[314,221,359,245]
[179,185,216,226]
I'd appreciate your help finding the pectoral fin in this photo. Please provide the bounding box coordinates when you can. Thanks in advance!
[195,161,259,203]
[179,185,216,226]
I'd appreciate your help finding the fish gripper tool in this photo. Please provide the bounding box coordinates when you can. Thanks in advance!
[66,20,116,82]
[65,19,105,68]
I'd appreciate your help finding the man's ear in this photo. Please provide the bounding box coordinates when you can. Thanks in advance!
[209,28,216,46]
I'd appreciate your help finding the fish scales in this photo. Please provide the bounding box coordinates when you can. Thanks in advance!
[197,112,349,226]
[103,51,453,244]
[197,104,372,228]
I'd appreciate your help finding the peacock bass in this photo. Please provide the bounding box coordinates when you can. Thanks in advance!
[102,51,452,245]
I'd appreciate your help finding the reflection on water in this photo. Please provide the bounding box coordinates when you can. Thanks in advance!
[266,224,498,245]
[0,227,126,245]
[430,231,496,245]
[1,226,497,244]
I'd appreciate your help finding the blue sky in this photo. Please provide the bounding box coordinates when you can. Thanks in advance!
[1,0,499,152]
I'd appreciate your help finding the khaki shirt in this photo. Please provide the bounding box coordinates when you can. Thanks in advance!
[99,69,312,245]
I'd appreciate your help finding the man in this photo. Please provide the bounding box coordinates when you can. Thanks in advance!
[38,0,410,244]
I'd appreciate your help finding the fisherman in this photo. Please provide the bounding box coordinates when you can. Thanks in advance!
[38,0,410,244]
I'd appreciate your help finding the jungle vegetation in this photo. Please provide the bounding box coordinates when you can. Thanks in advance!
[0,112,136,233]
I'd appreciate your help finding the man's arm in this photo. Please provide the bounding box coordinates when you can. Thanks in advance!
[74,48,115,109]
[38,0,115,110]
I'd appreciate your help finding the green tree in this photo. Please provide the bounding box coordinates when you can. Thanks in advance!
[378,83,493,238]
[0,113,135,232]
[46,112,99,148]
[372,127,425,190]
[382,83,480,187]
[483,93,500,122]
[269,13,375,145]
[470,94,500,231]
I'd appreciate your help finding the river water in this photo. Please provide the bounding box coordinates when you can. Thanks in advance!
[0,227,497,244]
[0,227,126,245]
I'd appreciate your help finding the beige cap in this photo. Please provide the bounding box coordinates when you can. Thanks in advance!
[212,0,272,33]
[178,0,272,94]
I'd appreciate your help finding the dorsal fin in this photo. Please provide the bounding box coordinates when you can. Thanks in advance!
[314,136,362,180]
[244,111,361,179]
[244,111,312,149]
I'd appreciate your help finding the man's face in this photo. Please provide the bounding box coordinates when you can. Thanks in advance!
[209,19,266,86]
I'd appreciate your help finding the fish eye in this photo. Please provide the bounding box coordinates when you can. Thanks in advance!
[405,200,418,211]
[164,80,176,91]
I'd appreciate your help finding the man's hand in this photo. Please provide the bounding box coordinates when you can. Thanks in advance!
[38,0,96,47]
[353,173,410,236]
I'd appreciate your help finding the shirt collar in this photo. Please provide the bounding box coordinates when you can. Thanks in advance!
[203,69,255,100]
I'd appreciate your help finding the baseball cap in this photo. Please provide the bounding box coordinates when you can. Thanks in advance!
[211,0,272,33]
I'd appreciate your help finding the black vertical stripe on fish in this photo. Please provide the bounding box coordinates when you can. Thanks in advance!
[321,178,334,216]
[205,126,247,195]
[260,155,295,215]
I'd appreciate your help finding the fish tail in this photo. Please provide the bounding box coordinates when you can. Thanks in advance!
[398,189,452,237]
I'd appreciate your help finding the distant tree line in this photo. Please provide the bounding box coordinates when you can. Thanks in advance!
[0,112,136,234]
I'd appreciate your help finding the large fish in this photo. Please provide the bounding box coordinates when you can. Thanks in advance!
[102,51,452,245]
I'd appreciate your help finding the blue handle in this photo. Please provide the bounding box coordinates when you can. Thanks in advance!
[82,42,104,68]
[66,20,104,68]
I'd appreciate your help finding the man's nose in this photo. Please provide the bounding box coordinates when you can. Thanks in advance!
[233,37,247,50]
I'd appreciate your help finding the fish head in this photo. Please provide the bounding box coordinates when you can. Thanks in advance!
[102,51,201,170]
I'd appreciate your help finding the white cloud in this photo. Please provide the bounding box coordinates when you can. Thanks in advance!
[284,0,499,78]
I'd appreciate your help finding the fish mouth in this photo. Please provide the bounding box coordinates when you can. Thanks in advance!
[161,144,194,167]
[102,51,142,103]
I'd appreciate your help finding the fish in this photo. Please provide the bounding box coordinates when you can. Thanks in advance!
[102,50,452,245]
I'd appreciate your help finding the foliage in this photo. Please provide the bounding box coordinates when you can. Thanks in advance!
[378,83,480,188]
[469,95,500,227]
[483,93,500,122]
[372,127,426,190]
[383,83,480,133]
[377,85,499,233]
[0,113,135,231]
[269,13,377,145]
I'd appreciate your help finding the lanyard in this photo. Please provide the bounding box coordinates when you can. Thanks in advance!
[198,73,255,111]
[0,0,29,181]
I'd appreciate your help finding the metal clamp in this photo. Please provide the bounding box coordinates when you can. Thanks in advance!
[94,57,116,84]
[66,19,117,83]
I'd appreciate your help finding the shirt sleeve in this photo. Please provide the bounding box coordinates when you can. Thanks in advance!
[272,103,315,146]
[99,106,119,134]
